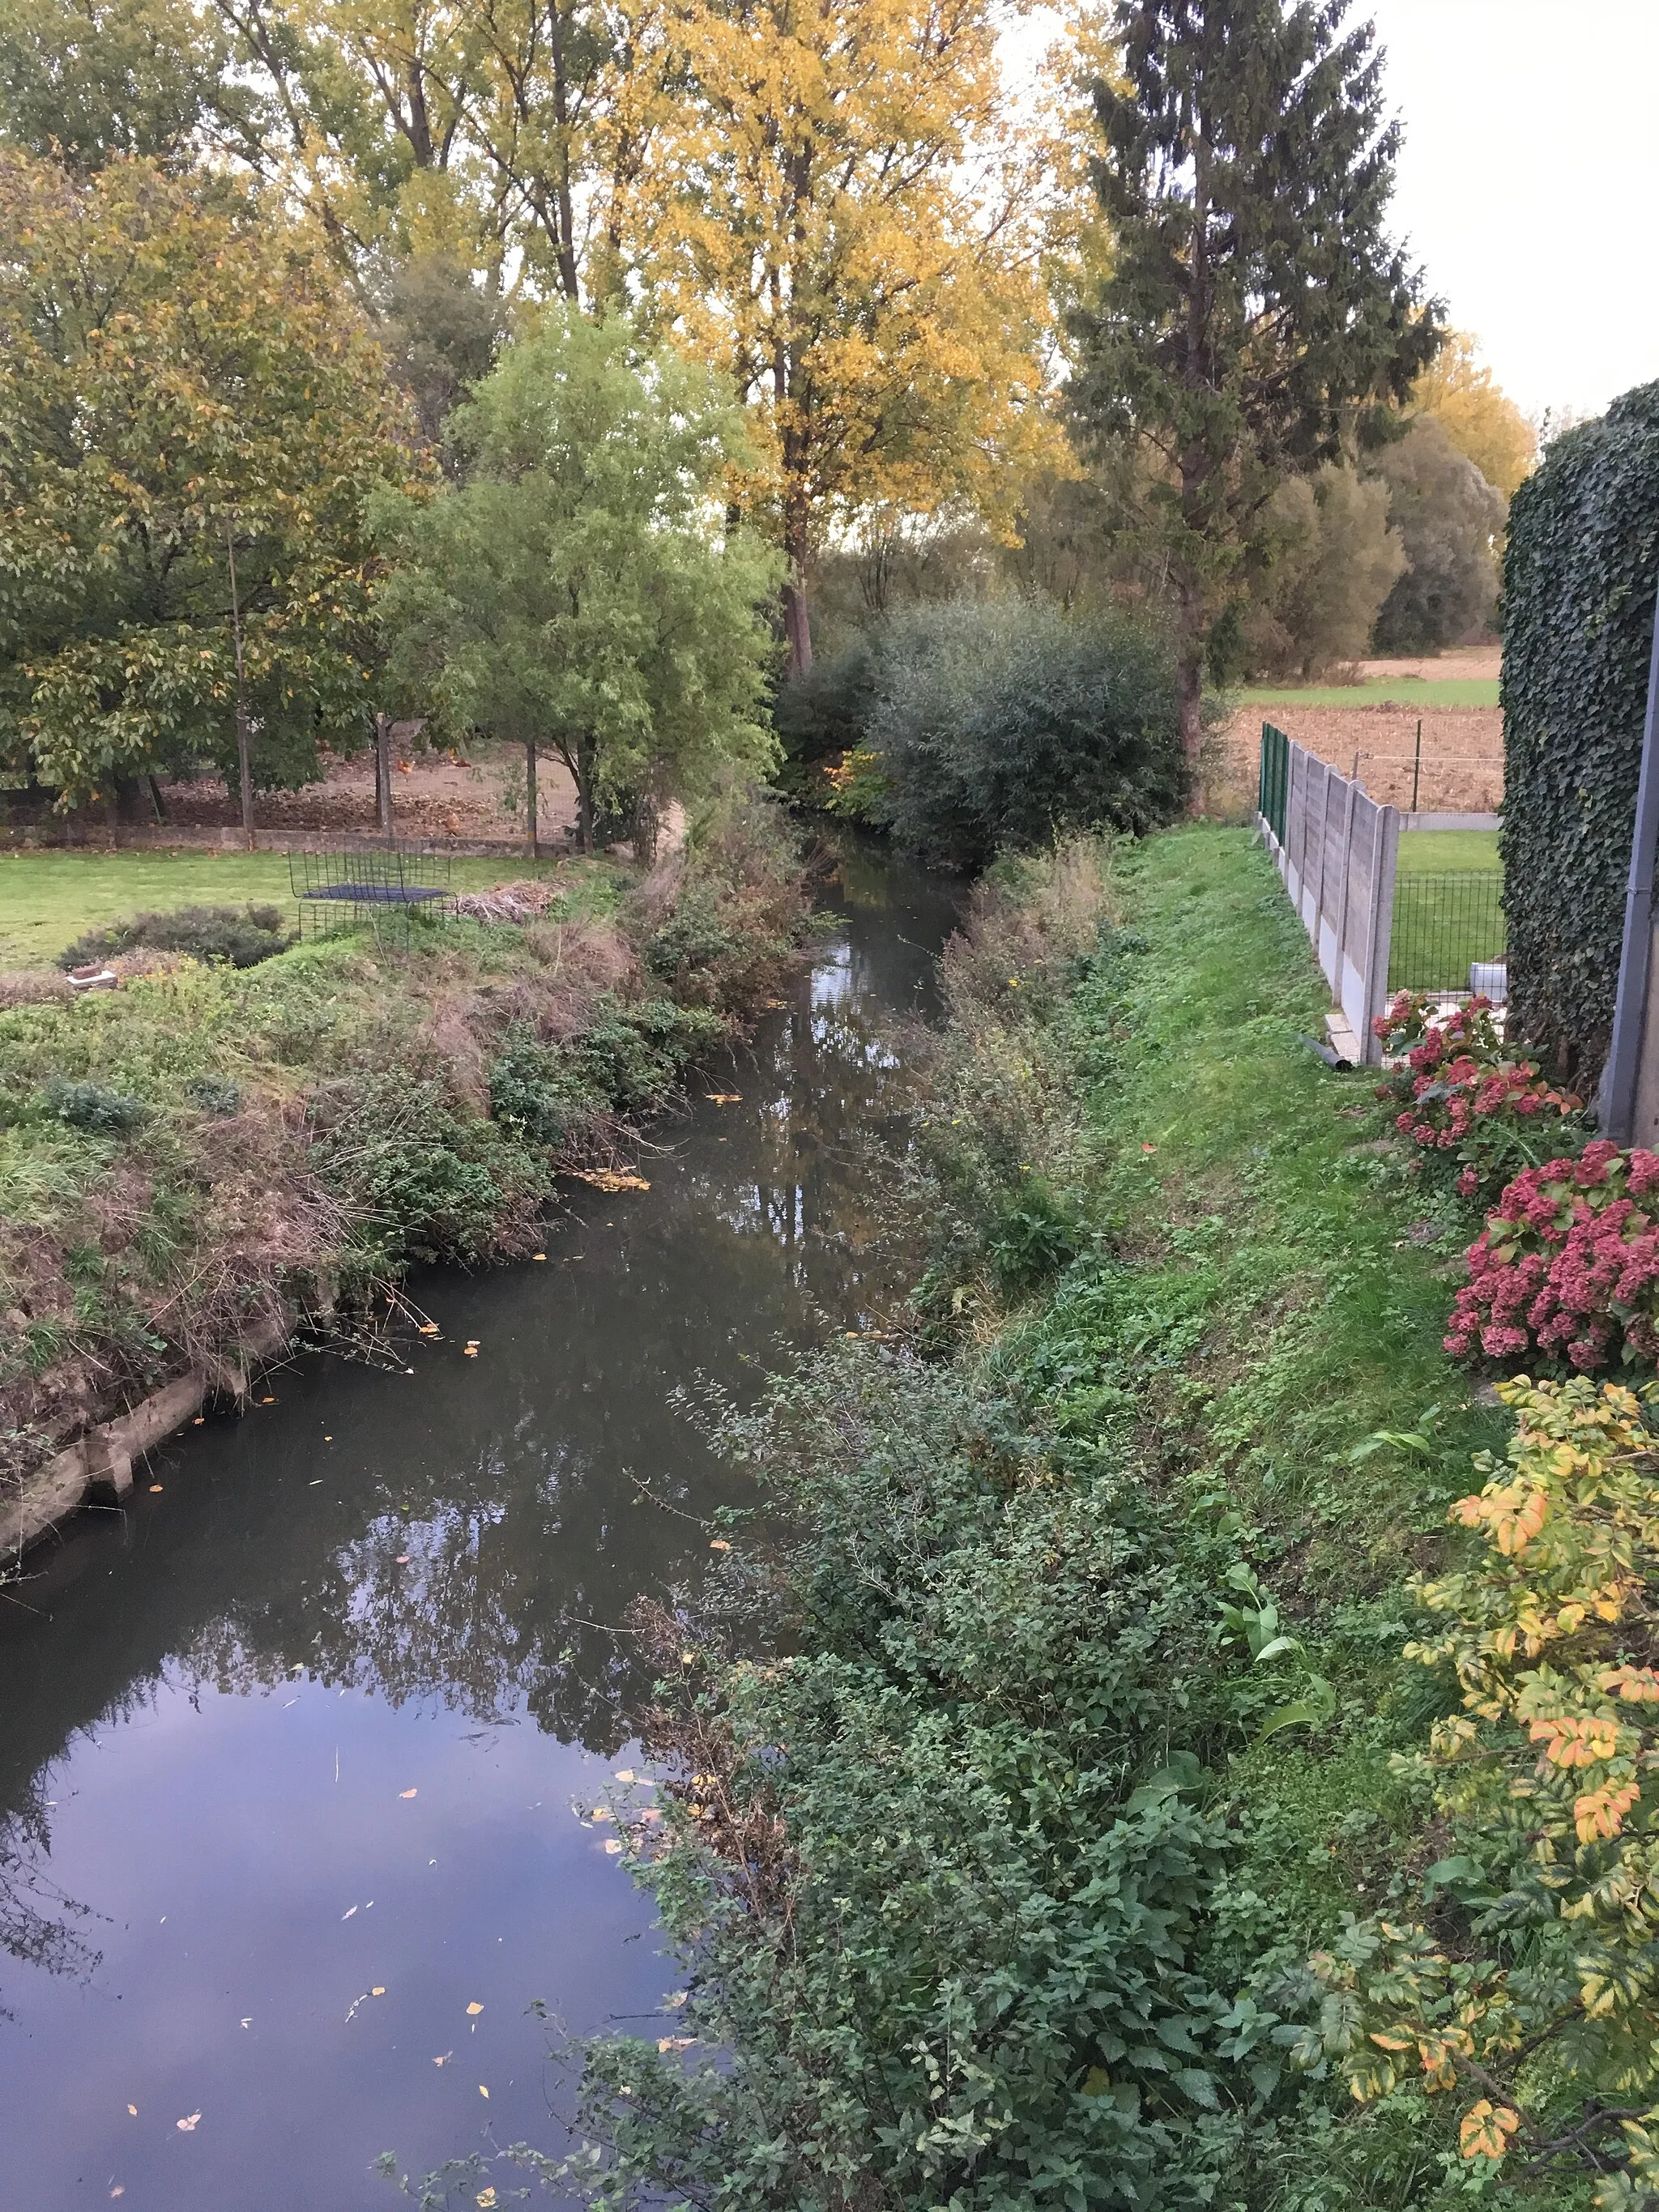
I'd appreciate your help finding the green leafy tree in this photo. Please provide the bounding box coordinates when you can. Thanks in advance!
[1371,415,1504,653]
[1229,461,1405,677]
[372,307,782,850]
[0,0,261,171]
[0,152,421,815]
[1069,0,1444,772]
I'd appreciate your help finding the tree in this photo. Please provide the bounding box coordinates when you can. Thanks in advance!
[1229,462,1405,676]
[1412,330,1535,501]
[618,0,1059,676]
[0,0,261,172]
[0,153,420,819]
[1069,0,1444,771]
[1371,415,1504,653]
[372,308,782,849]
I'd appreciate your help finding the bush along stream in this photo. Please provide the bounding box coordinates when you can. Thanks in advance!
[389,826,1659,2212]
[0,791,811,1554]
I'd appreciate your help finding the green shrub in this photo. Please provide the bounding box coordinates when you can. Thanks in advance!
[866,599,1188,869]
[58,902,292,972]
[490,1000,724,1147]
[308,1074,544,1269]
[1502,380,1659,1085]
[42,1076,147,1133]
[185,1074,242,1116]
[771,637,879,772]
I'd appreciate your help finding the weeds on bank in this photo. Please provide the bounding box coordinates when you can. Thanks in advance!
[0,791,808,1500]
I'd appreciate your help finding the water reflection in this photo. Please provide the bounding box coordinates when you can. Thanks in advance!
[0,835,957,2210]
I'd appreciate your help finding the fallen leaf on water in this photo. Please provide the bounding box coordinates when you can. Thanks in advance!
[395,1554,409,1563]
[399,1788,417,1799]
[466,2001,484,2016]
[657,2035,694,2052]
[531,1252,546,1261]
[259,1396,275,1404]
[568,1168,650,1193]
[591,1806,614,1822]
[603,1839,624,1855]
[192,1416,204,1426]
[148,1484,163,1494]
[477,2191,498,2209]
[341,1905,357,1920]
[111,2189,125,2198]
[372,1987,386,1997]
[323,1434,332,1442]
[126,2104,137,2116]
[177,2112,201,2132]
[704,1092,741,1106]
[463,1347,478,1357]
[709,1539,731,1552]
[433,2052,451,2066]
[418,1322,440,1335]
[614,1769,635,1783]
[479,2085,489,2099]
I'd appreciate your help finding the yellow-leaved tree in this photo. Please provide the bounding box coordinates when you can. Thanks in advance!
[616,0,1062,674]
[1413,331,1537,502]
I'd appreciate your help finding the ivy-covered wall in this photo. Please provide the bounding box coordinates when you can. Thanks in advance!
[1502,381,1659,1086]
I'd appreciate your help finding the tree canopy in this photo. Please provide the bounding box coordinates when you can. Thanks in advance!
[372,308,782,846]
[0,152,420,811]
[1069,0,1443,763]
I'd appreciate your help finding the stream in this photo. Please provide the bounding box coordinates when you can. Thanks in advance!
[0,838,960,2210]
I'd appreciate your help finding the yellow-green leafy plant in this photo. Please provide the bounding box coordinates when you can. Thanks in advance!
[1303,1376,1659,2206]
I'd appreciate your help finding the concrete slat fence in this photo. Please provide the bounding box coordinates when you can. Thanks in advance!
[1257,722,1399,1065]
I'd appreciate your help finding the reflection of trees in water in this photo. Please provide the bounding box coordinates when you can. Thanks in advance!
[0,1775,103,1992]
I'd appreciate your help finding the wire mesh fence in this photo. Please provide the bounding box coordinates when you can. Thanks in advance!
[1387,871,1507,998]
[288,845,454,947]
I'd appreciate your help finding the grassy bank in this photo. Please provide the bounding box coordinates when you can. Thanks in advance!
[0,797,807,1520]
[396,827,1579,2212]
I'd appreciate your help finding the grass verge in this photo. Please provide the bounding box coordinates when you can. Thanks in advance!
[0,848,570,968]
[1239,679,1499,709]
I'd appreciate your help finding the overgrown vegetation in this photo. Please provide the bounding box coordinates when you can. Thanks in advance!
[0,791,807,1500]
[389,828,1659,2210]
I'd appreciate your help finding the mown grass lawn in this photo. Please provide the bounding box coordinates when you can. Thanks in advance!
[1397,828,1501,872]
[1239,676,1499,708]
[0,848,561,967]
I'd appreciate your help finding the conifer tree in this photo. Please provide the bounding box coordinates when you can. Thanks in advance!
[1070,0,1443,769]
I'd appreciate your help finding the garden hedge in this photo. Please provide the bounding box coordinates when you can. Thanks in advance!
[1502,379,1659,1086]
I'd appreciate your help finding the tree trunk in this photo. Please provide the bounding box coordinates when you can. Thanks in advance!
[525,740,539,855]
[375,714,394,836]
[1177,612,1205,812]
[147,774,168,823]
[235,698,254,847]
[576,739,595,853]
[783,498,812,680]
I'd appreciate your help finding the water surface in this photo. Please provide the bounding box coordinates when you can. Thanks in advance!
[0,840,958,2209]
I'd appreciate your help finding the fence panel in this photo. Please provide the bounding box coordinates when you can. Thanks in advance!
[1387,872,1508,995]
[1256,723,1399,1064]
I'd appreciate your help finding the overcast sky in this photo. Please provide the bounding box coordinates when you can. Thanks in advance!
[1369,0,1659,424]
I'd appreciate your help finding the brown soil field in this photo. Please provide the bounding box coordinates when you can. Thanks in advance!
[154,736,577,841]
[1215,703,1503,816]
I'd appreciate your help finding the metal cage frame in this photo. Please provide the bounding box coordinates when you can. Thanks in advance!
[288,845,454,946]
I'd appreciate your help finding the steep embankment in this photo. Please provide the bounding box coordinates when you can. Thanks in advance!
[0,799,808,1556]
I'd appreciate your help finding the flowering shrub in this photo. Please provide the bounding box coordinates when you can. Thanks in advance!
[1371,990,1581,1208]
[1301,1379,1659,2205]
[1447,1141,1659,1371]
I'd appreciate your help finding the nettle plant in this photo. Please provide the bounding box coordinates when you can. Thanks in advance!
[1303,1379,1659,2207]
[1448,1141,1659,1373]
[1373,991,1583,1208]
